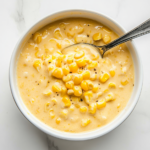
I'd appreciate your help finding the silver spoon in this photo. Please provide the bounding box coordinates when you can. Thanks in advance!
[62,19,150,58]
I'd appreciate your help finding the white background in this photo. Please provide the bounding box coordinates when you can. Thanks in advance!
[1,0,150,150]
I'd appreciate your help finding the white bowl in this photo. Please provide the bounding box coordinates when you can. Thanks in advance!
[9,9,143,141]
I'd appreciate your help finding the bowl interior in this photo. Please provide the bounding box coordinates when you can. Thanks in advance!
[9,10,142,141]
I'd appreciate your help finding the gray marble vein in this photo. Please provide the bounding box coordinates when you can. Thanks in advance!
[47,136,59,150]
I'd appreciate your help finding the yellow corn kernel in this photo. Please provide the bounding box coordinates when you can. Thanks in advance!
[54,29,62,40]
[92,86,99,93]
[110,69,115,77]
[45,102,50,111]
[73,74,83,85]
[43,90,52,96]
[103,34,111,44]
[80,106,87,113]
[67,57,74,64]
[84,57,92,64]
[78,25,84,34]
[56,117,61,124]
[74,51,85,59]
[35,50,40,58]
[81,80,89,91]
[75,103,80,108]
[33,32,42,44]
[52,84,61,92]
[88,61,98,69]
[55,59,62,67]
[67,31,75,38]
[51,68,63,79]
[109,82,116,88]
[82,71,90,80]
[62,96,71,107]
[57,43,62,49]
[33,60,41,71]
[106,92,115,102]
[104,89,109,93]
[69,62,78,73]
[49,110,55,119]
[76,59,86,68]
[51,98,57,104]
[93,32,102,41]
[62,66,70,75]
[71,96,80,103]
[121,79,129,86]
[99,73,110,83]
[97,99,106,109]
[58,55,66,60]
[81,118,91,127]
[61,87,67,95]
[89,103,97,114]
[48,65,54,71]
[86,80,93,90]
[62,74,72,82]
[69,105,75,111]
[90,74,97,81]
[73,86,82,97]
[97,91,103,98]
[52,55,56,60]
[67,89,74,95]
[84,91,93,104]
[60,109,68,119]
[65,81,74,89]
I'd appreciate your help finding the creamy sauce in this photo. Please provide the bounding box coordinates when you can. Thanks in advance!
[17,18,134,133]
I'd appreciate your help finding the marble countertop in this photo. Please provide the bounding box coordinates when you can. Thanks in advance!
[1,0,150,149]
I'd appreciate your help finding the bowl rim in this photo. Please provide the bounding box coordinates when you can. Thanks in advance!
[9,9,143,141]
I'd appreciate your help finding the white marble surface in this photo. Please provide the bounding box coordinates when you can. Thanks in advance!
[1,0,150,149]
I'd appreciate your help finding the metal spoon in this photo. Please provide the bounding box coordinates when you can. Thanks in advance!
[62,19,150,58]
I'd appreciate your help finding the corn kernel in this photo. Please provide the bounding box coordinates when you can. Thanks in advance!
[81,118,91,127]
[67,89,74,95]
[54,29,62,40]
[69,62,78,73]
[52,68,63,79]
[57,43,62,49]
[84,91,93,104]
[63,74,72,82]
[52,55,56,60]
[82,71,90,80]
[88,61,98,69]
[45,102,50,111]
[43,90,52,96]
[81,80,89,91]
[73,74,83,85]
[89,103,97,114]
[93,32,102,41]
[104,89,109,93]
[49,110,55,119]
[99,73,110,83]
[106,92,115,102]
[65,81,74,89]
[80,106,87,113]
[92,86,99,93]
[86,80,93,90]
[97,92,103,98]
[52,84,61,92]
[48,65,54,71]
[74,51,85,59]
[78,25,84,34]
[60,109,68,119]
[110,69,115,77]
[103,34,111,44]
[61,87,67,95]
[51,98,57,104]
[33,60,41,72]
[73,86,82,97]
[97,99,106,109]
[69,105,75,111]
[67,57,73,64]
[55,59,62,67]
[76,59,86,67]
[62,66,70,75]
[71,96,80,103]
[121,79,129,86]
[33,32,42,44]
[109,82,116,88]
[56,117,61,124]
[62,96,71,107]
[90,74,97,81]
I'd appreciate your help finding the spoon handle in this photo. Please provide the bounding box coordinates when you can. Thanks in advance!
[104,18,150,51]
